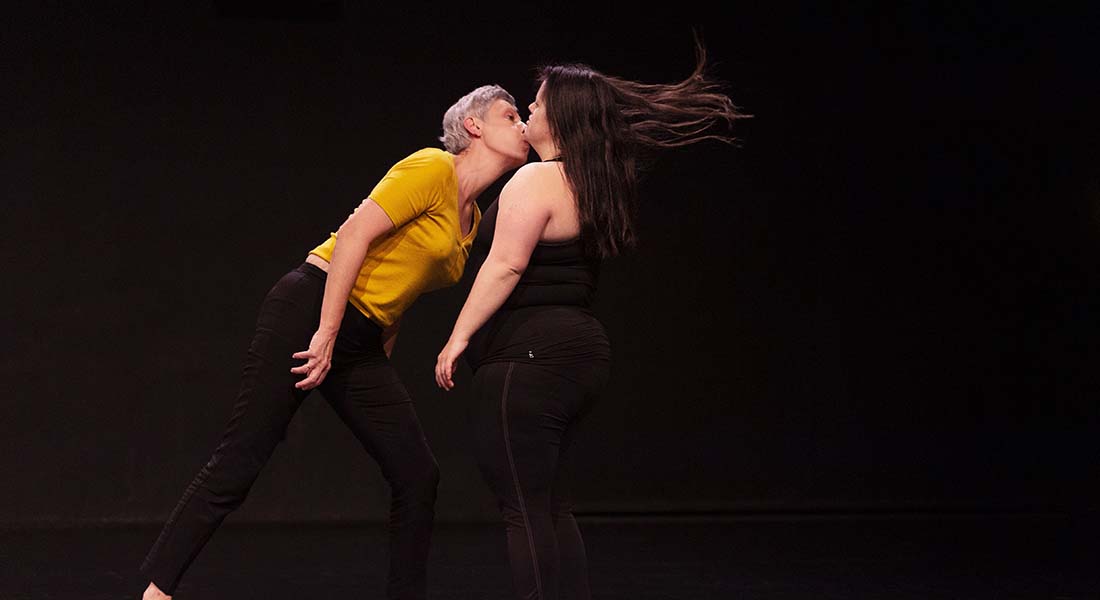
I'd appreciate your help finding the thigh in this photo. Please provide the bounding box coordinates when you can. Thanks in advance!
[548,357,610,509]
[470,362,579,501]
[320,360,436,481]
[224,268,323,446]
[469,362,514,499]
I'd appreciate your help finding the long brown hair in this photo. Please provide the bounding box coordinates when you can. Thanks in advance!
[538,41,749,258]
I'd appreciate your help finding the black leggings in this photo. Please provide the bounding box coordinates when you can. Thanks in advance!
[471,358,611,600]
[140,263,438,599]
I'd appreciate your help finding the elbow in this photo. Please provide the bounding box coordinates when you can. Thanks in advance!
[489,256,527,278]
[485,254,528,279]
[336,218,357,238]
[502,258,529,278]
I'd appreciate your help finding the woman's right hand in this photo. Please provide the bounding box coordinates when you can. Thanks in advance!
[434,336,468,391]
[291,329,337,390]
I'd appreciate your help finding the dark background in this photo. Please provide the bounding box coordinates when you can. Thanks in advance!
[2,2,1098,527]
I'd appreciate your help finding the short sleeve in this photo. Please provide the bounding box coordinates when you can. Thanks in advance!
[368,148,454,230]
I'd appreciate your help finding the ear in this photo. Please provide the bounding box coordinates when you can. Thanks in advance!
[463,116,482,138]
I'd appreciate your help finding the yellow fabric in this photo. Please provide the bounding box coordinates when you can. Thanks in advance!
[309,148,481,327]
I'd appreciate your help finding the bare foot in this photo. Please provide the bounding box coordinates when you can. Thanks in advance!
[142,581,171,600]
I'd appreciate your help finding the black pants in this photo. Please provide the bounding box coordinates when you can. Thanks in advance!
[471,358,610,600]
[140,263,439,599]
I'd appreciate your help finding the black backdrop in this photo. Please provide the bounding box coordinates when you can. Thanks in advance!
[3,3,1098,526]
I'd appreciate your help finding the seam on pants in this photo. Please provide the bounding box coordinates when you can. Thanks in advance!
[501,361,544,599]
[141,452,223,592]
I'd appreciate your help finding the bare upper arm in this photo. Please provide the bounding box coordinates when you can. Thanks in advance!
[339,197,398,242]
[489,165,554,273]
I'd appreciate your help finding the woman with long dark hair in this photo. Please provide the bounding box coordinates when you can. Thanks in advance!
[434,44,748,600]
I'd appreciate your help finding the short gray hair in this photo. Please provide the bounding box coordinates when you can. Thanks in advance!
[439,84,516,154]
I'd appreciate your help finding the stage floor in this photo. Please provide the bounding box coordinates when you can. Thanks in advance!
[1,514,1096,599]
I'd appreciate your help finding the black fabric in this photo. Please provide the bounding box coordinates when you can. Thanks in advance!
[463,197,614,599]
[465,199,606,371]
[140,263,438,599]
[470,359,610,600]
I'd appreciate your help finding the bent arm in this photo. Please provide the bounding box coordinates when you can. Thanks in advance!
[319,198,396,334]
[292,197,395,390]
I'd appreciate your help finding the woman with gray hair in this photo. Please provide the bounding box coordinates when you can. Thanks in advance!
[140,83,528,600]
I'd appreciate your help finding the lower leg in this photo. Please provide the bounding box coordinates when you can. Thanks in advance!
[139,265,322,596]
[550,424,590,600]
[472,362,570,600]
[551,511,590,600]
[323,366,439,600]
[139,438,277,594]
[500,504,560,600]
[384,467,439,600]
[141,330,310,593]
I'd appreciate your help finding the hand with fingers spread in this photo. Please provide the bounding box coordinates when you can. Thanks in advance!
[291,329,337,390]
[434,336,468,391]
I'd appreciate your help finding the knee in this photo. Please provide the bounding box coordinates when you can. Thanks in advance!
[551,497,576,520]
[499,504,526,529]
[424,460,441,493]
[497,491,552,523]
[196,451,258,509]
[392,458,439,502]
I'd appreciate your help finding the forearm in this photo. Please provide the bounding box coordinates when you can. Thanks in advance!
[449,257,522,342]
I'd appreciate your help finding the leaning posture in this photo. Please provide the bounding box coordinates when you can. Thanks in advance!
[141,84,528,600]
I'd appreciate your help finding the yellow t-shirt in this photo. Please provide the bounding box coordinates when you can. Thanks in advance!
[309,147,481,327]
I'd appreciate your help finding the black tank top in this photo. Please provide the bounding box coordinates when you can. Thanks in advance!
[464,198,610,371]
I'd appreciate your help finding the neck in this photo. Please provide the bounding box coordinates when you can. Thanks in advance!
[453,145,525,208]
[532,141,561,163]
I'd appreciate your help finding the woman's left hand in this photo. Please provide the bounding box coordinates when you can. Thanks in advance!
[435,337,468,391]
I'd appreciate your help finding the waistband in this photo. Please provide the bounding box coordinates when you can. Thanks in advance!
[294,261,385,333]
[295,261,327,280]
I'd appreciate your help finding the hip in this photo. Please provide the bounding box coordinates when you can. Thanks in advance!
[467,305,611,371]
[258,262,385,362]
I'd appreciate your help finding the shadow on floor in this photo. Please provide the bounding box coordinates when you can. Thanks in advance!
[1,513,1097,599]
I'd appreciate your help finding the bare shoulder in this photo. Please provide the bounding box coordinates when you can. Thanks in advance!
[501,162,565,202]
